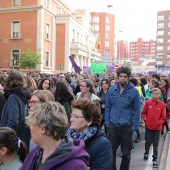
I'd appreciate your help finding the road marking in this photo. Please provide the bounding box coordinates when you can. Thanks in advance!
[144,148,153,170]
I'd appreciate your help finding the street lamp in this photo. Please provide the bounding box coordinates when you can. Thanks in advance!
[118,30,122,65]
[107,5,113,63]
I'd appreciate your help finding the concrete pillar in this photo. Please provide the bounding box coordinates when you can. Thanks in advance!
[76,54,79,65]
[81,56,84,69]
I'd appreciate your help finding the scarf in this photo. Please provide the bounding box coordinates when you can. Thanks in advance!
[66,126,97,142]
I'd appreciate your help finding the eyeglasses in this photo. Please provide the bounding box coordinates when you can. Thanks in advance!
[152,93,160,95]
[28,100,41,105]
[70,114,84,119]
[80,85,87,88]
[59,76,65,78]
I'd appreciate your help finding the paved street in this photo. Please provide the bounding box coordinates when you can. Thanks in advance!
[115,125,166,170]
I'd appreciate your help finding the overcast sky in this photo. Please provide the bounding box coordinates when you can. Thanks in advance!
[67,0,170,42]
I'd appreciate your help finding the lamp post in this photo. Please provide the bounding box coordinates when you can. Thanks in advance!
[107,5,113,64]
[118,30,122,65]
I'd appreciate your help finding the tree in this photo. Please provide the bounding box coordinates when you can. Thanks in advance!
[19,49,41,71]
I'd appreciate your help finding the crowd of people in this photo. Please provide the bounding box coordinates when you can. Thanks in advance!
[0,68,170,170]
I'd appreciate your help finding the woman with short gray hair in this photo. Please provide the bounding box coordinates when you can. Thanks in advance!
[20,101,89,170]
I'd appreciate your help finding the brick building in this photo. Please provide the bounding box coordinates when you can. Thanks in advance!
[0,0,101,73]
[117,40,129,64]
[156,10,170,67]
[90,12,115,64]
[129,38,156,62]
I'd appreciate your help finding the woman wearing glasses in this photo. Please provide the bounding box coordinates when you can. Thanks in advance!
[66,99,113,170]
[17,90,54,152]
[76,79,101,106]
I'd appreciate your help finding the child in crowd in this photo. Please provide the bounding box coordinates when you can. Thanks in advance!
[142,88,166,168]
[0,127,28,170]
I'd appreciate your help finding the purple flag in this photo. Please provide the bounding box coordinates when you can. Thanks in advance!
[69,56,82,73]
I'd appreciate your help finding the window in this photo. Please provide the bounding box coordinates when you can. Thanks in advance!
[105,49,109,55]
[106,33,110,39]
[91,16,99,23]
[46,23,50,40]
[92,24,99,31]
[46,51,50,67]
[76,32,79,42]
[157,15,164,21]
[105,41,109,47]
[12,21,20,38]
[12,50,19,66]
[106,25,110,31]
[157,23,164,28]
[157,38,163,43]
[157,46,163,50]
[106,17,110,23]
[95,33,99,39]
[157,31,164,35]
[46,0,49,8]
[13,0,21,6]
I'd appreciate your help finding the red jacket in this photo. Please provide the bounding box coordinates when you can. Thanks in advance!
[142,99,166,130]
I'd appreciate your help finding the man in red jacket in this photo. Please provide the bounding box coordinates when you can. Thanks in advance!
[142,88,166,168]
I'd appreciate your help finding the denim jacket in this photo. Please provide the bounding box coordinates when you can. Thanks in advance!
[105,82,140,131]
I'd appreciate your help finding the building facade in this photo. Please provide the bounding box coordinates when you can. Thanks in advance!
[117,40,129,64]
[129,38,156,62]
[156,10,170,67]
[90,12,115,65]
[0,0,101,73]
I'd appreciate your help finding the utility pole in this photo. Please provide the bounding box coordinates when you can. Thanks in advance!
[107,5,113,64]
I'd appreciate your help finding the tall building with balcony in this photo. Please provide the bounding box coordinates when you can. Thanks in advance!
[129,38,156,62]
[90,12,115,65]
[0,0,101,73]
[117,40,129,64]
[156,10,170,67]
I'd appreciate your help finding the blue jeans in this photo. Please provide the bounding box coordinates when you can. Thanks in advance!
[107,124,133,170]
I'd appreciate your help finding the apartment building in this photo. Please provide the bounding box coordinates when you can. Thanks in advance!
[0,0,101,73]
[90,12,115,65]
[129,38,156,62]
[156,10,170,66]
[117,40,129,64]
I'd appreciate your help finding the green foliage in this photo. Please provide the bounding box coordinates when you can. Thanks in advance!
[19,49,41,70]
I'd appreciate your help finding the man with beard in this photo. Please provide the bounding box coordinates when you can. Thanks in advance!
[105,66,140,170]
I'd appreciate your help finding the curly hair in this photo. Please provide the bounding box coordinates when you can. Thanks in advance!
[54,81,74,103]
[26,101,69,140]
[38,77,53,90]
[72,99,102,127]
[4,71,24,90]
[117,66,131,79]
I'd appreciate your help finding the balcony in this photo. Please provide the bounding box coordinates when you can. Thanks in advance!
[70,42,88,52]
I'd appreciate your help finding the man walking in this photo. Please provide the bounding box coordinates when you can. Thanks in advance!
[105,66,141,170]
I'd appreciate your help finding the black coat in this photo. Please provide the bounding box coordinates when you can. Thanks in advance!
[85,129,113,170]
[0,90,5,121]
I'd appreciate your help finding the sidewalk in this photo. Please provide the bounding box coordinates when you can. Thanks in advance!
[159,120,170,170]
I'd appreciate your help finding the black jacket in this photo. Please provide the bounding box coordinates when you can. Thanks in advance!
[1,87,31,131]
[85,129,113,170]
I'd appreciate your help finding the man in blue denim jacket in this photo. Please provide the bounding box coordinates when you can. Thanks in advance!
[105,66,140,170]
